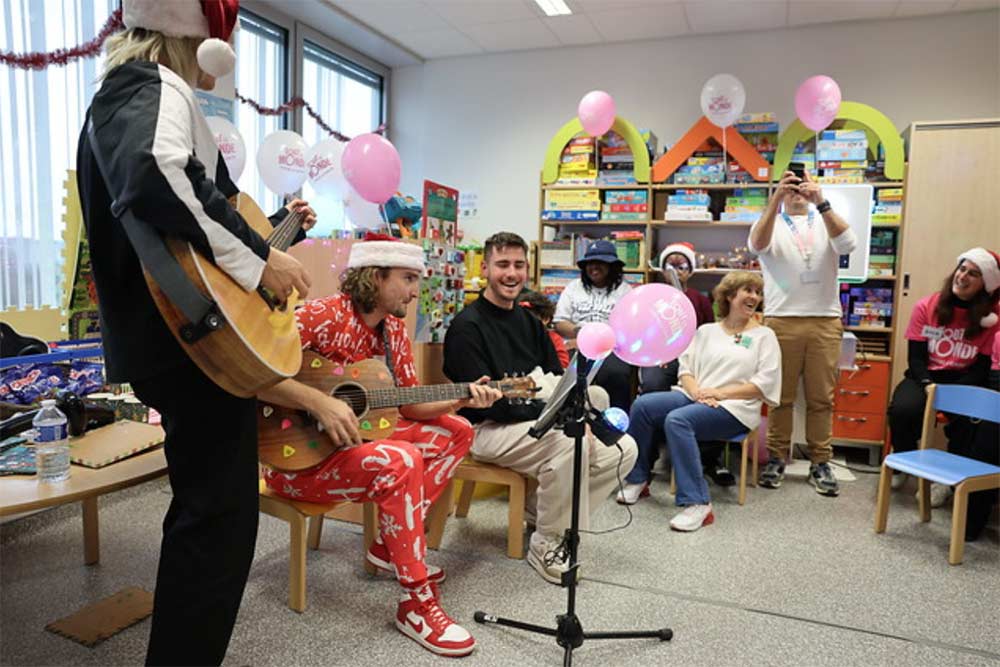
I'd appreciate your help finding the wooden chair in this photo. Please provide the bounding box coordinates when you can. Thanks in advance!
[452,459,534,559]
[259,479,455,612]
[669,430,759,506]
[874,384,1000,565]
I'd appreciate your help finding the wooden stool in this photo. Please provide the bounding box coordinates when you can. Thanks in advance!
[258,480,377,613]
[452,459,535,559]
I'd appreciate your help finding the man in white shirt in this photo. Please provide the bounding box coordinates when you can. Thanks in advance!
[748,168,857,496]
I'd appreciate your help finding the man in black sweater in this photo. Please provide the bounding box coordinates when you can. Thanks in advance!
[444,232,637,585]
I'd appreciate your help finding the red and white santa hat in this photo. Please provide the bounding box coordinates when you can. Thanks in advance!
[659,242,697,271]
[123,0,239,78]
[348,233,425,272]
[958,246,1000,328]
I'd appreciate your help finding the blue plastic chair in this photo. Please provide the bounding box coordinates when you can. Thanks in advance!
[874,384,1000,564]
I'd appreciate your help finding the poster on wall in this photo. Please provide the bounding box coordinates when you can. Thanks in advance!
[415,242,467,344]
[420,181,459,244]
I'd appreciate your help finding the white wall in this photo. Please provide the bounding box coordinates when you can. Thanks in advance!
[390,10,999,245]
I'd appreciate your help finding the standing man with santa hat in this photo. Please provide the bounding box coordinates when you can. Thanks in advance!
[77,1,314,663]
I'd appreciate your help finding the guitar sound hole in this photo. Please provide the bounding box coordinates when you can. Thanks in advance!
[332,384,369,417]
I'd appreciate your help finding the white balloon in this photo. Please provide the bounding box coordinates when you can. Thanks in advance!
[699,74,746,128]
[205,116,246,181]
[256,130,308,195]
[343,196,386,231]
[306,139,350,200]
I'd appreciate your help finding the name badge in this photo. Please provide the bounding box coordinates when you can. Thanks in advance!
[800,270,820,285]
[920,325,944,340]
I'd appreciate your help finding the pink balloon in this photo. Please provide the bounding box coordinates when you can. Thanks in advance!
[608,284,697,367]
[577,323,616,361]
[577,90,616,137]
[341,133,402,204]
[795,75,842,132]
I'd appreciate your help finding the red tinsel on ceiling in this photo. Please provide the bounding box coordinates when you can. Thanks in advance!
[0,8,384,141]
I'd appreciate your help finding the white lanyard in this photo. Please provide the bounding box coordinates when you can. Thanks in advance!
[782,210,816,270]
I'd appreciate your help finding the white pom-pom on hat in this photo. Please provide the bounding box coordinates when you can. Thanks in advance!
[981,312,998,328]
[197,37,236,78]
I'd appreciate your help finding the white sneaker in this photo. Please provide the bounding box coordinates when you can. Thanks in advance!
[890,472,909,490]
[930,482,953,508]
[915,482,953,507]
[527,531,570,585]
[616,482,649,505]
[669,504,714,532]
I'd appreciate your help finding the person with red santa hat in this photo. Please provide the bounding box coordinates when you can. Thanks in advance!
[259,233,502,657]
[887,247,1000,507]
[76,1,315,663]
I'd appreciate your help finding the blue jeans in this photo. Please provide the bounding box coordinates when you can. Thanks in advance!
[625,391,746,506]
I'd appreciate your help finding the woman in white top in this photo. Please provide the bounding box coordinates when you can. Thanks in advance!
[554,239,633,409]
[618,272,781,532]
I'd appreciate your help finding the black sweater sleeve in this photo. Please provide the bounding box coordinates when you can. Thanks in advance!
[955,354,991,388]
[907,340,932,385]
[90,69,270,291]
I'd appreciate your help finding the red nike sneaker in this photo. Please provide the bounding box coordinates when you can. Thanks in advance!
[395,586,475,657]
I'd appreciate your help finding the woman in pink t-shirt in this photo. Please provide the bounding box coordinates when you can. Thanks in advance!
[887,248,1000,490]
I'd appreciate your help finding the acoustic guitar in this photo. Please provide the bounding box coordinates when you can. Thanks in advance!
[144,194,306,398]
[259,352,537,471]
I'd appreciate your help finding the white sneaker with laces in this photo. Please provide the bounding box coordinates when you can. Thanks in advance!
[890,472,909,490]
[669,504,714,532]
[616,482,649,505]
[526,531,571,585]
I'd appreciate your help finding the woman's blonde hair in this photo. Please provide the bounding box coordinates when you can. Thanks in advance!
[103,28,203,85]
[713,271,764,318]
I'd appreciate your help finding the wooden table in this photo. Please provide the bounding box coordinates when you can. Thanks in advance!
[0,446,167,565]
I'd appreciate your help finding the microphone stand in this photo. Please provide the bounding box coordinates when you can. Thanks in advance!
[473,354,672,666]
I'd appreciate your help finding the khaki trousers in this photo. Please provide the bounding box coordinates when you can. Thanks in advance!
[764,316,842,464]
[469,387,637,537]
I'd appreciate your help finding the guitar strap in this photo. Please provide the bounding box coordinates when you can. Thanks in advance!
[86,116,223,343]
[379,323,398,387]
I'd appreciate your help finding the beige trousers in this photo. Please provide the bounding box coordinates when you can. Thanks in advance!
[764,316,843,464]
[469,386,637,536]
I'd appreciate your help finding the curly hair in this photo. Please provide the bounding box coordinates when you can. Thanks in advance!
[340,266,390,313]
[518,289,556,323]
[934,263,997,339]
[580,260,624,293]
[713,271,764,319]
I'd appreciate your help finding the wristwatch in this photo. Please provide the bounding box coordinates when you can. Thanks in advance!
[816,200,832,214]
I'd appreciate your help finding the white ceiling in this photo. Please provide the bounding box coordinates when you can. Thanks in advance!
[314,0,999,64]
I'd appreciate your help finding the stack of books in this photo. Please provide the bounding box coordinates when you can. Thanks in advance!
[539,268,579,301]
[731,113,779,182]
[869,228,897,277]
[673,157,725,185]
[542,189,600,221]
[602,190,648,221]
[720,188,768,222]
[597,129,658,186]
[817,130,868,184]
[871,188,903,224]
[666,190,712,221]
[539,239,573,266]
[609,230,645,269]
[556,136,597,186]
[790,143,816,176]
[840,286,893,328]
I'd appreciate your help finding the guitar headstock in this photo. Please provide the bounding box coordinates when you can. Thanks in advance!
[497,373,538,405]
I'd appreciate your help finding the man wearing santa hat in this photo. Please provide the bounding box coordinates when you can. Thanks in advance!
[77,1,314,663]
[259,234,502,657]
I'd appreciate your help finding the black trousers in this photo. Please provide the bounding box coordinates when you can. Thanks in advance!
[132,360,260,666]
[593,352,635,411]
[887,373,973,455]
[965,419,999,541]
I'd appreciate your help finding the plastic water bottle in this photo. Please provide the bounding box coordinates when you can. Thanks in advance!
[33,399,71,483]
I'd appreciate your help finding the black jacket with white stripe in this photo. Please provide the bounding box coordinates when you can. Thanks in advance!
[77,61,283,383]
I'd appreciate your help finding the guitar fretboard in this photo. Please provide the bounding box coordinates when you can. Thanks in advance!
[366,381,505,409]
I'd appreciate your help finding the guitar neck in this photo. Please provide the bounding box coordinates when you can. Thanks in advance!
[267,208,306,251]
[367,381,502,409]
